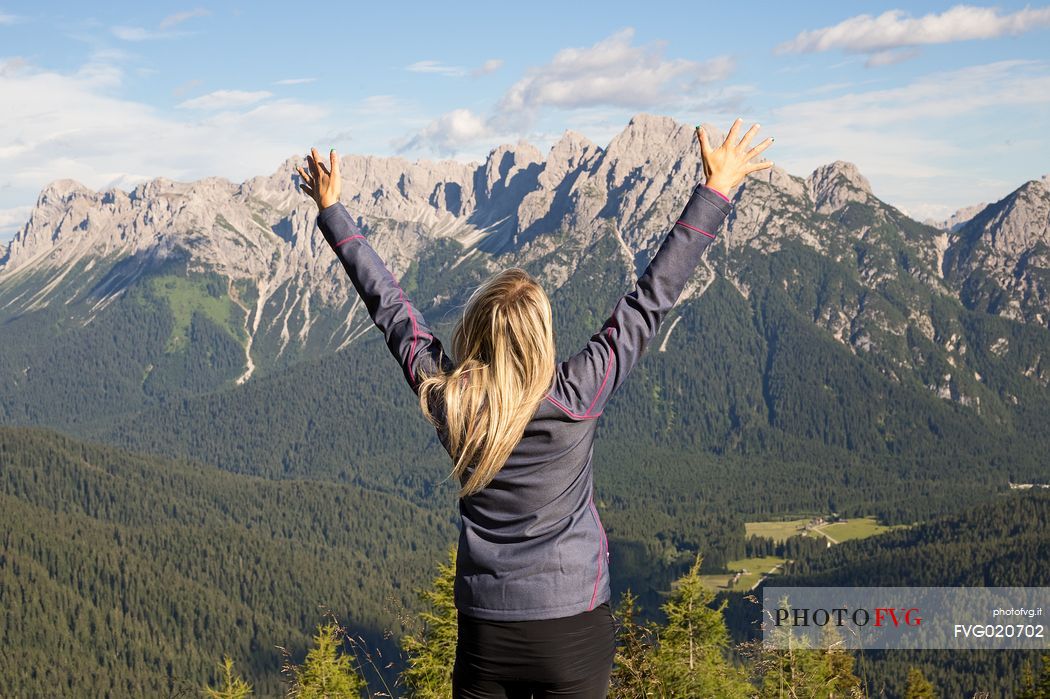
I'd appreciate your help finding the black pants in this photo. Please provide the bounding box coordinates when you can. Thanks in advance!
[453,603,616,699]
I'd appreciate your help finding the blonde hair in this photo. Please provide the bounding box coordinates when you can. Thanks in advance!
[418,268,556,497]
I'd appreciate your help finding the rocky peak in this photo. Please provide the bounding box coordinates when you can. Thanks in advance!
[623,112,679,135]
[603,114,683,166]
[477,142,543,203]
[539,131,600,189]
[806,161,874,214]
[942,174,1050,326]
[926,203,988,232]
[550,130,597,158]
[983,178,1050,256]
[36,179,93,207]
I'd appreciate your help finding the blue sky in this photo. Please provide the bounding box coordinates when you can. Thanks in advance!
[1,1,1049,241]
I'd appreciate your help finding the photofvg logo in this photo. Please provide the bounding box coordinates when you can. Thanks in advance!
[761,587,1049,650]
[775,606,922,629]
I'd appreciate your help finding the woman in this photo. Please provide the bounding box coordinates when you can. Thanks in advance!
[296,119,773,699]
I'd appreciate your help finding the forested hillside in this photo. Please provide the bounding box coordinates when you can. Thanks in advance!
[0,427,456,697]
[2,427,1046,697]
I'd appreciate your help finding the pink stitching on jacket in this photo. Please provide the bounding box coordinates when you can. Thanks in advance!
[326,207,426,390]
[544,394,599,420]
[398,283,421,387]
[334,234,365,247]
[588,498,607,610]
[675,220,717,239]
[706,185,731,203]
[584,342,615,417]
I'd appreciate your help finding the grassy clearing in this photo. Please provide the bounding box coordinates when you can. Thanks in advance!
[744,518,817,542]
[816,517,902,542]
[706,516,901,590]
[745,515,904,545]
[701,555,787,591]
[149,275,245,351]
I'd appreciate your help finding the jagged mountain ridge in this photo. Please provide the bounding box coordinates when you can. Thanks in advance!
[3,116,718,377]
[1,114,1048,419]
[0,117,900,315]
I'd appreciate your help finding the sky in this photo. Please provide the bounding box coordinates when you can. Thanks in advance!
[1,1,1049,242]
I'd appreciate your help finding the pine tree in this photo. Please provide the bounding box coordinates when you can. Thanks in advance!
[284,622,365,699]
[610,589,658,697]
[203,656,253,699]
[400,547,458,698]
[1015,655,1050,699]
[903,666,936,699]
[753,606,863,698]
[1035,653,1050,699]
[821,625,864,698]
[649,554,752,698]
[757,645,837,698]
[1016,659,1037,699]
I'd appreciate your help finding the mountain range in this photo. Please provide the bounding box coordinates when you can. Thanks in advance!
[3,114,1047,374]
[2,112,1049,543]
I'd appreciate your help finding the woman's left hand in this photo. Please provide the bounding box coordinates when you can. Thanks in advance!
[296,147,341,210]
[697,119,774,195]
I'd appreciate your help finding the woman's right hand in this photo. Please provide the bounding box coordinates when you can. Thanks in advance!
[296,147,341,211]
[697,119,774,196]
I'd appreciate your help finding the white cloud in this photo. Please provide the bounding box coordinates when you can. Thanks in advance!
[0,57,329,222]
[112,8,209,41]
[473,58,503,76]
[112,25,164,41]
[768,59,1050,215]
[779,5,1050,59]
[0,57,26,75]
[354,94,410,115]
[406,60,466,77]
[177,90,273,110]
[400,109,491,155]
[774,60,1050,132]
[159,8,210,30]
[0,12,17,25]
[0,205,31,239]
[274,77,317,85]
[172,78,202,96]
[498,29,732,118]
[865,48,921,68]
[404,29,734,155]
[74,51,126,88]
[407,57,504,78]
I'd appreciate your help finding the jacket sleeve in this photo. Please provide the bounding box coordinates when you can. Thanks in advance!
[550,184,733,418]
[316,202,453,392]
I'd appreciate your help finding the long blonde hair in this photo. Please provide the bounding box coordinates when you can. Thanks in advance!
[418,268,556,497]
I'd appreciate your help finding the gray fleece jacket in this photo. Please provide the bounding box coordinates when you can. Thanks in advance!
[317,182,733,621]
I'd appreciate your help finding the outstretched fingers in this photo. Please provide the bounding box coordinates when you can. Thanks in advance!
[746,160,774,174]
[746,137,775,161]
[309,148,331,178]
[723,117,743,147]
[697,126,711,157]
[329,149,339,180]
[308,148,320,178]
[737,123,760,152]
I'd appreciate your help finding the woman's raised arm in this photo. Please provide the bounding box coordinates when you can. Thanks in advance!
[550,120,773,419]
[297,148,453,392]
